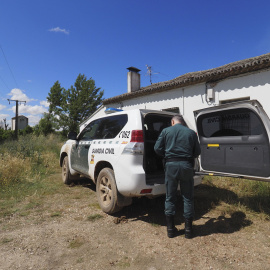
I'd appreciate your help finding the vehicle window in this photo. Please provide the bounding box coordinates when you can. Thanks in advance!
[198,108,265,138]
[95,114,128,139]
[79,119,100,140]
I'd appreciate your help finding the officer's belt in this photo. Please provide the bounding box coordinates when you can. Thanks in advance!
[165,157,193,163]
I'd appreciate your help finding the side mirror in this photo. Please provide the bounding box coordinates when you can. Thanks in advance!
[67,131,77,140]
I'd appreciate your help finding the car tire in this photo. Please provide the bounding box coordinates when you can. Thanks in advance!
[62,156,75,185]
[96,168,122,214]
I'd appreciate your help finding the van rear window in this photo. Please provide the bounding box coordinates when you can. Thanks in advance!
[198,108,265,138]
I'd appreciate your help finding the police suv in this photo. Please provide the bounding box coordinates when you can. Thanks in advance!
[60,108,202,214]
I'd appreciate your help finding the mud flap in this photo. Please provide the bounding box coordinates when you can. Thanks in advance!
[117,193,133,207]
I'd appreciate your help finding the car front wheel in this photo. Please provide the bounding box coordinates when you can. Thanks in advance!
[62,156,74,185]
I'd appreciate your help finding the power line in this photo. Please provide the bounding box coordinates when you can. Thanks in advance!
[0,74,9,99]
[0,73,10,90]
[0,47,11,98]
[0,44,19,89]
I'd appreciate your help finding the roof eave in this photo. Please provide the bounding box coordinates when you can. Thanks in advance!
[103,53,270,105]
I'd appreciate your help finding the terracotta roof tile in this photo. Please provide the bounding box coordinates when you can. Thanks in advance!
[103,53,270,105]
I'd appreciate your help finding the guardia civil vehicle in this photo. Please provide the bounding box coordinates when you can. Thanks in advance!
[60,108,202,214]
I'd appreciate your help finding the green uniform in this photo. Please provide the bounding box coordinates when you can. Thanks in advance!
[154,123,201,218]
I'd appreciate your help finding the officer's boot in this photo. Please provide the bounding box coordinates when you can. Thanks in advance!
[184,218,193,239]
[165,215,177,238]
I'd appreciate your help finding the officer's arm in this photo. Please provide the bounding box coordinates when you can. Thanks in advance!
[154,131,165,157]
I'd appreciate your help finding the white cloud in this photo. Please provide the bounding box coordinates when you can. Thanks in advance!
[40,100,50,107]
[48,27,69,35]
[7,88,35,103]
[13,104,47,115]
[3,89,51,126]
[27,115,41,126]
[0,113,9,119]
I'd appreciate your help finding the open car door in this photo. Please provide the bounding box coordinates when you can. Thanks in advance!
[194,100,270,182]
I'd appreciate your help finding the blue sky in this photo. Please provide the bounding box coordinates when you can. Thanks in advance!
[1,0,270,127]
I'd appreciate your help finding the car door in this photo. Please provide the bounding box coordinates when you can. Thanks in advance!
[71,119,100,176]
[194,100,270,181]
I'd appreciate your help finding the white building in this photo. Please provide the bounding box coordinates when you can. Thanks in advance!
[81,53,270,131]
[12,115,28,130]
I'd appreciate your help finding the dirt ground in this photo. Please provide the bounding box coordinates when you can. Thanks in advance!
[0,173,269,270]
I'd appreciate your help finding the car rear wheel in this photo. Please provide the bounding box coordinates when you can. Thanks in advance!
[96,168,122,214]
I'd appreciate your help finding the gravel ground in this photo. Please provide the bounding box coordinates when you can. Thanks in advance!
[0,174,269,270]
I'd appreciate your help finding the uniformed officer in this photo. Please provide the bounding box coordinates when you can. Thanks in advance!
[154,114,201,238]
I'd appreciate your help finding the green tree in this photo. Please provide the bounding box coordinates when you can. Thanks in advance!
[0,129,15,142]
[47,74,104,133]
[38,113,54,135]
[18,125,33,136]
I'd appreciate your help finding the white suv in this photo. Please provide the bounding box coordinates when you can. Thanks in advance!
[60,108,202,214]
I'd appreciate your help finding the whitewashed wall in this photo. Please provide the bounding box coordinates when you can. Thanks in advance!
[11,116,28,130]
[80,68,270,132]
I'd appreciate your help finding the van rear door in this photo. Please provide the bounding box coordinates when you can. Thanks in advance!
[194,100,270,182]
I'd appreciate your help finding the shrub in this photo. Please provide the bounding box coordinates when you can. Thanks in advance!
[0,133,64,188]
[0,129,15,142]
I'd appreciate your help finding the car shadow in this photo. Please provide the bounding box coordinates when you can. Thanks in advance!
[192,211,252,237]
[113,184,253,238]
[71,179,255,238]
[69,177,96,192]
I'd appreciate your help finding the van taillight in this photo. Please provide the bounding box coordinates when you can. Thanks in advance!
[130,130,144,142]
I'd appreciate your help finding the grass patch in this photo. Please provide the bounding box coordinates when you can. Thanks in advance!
[116,256,131,268]
[0,134,63,186]
[199,176,270,220]
[150,223,161,227]
[0,134,65,218]
[24,201,41,210]
[87,214,103,221]
[1,237,13,244]
[0,178,63,218]
[19,211,30,217]
[89,203,101,209]
[68,238,84,249]
[76,258,84,263]
[50,212,62,217]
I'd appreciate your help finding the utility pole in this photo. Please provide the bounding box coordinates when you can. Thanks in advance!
[7,99,26,139]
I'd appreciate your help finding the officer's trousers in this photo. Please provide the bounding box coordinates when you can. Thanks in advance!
[164,161,194,219]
